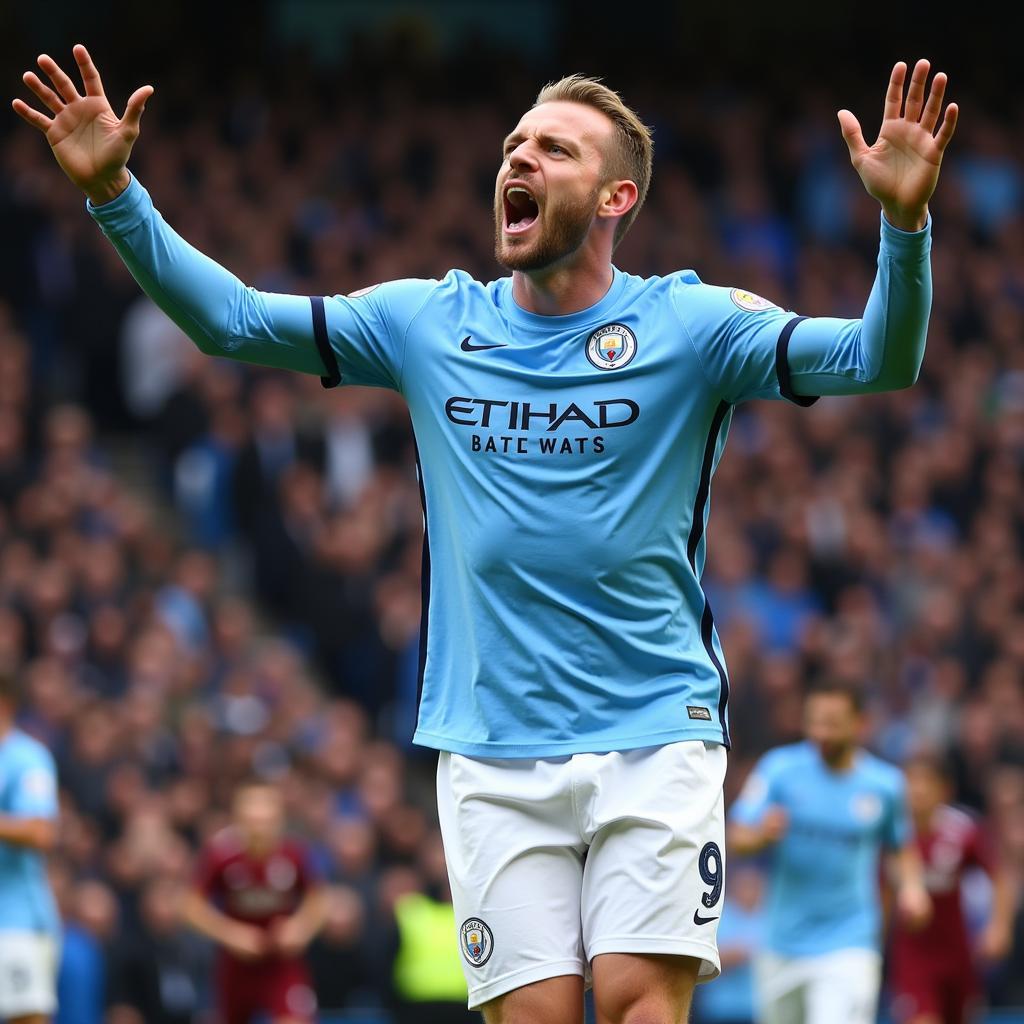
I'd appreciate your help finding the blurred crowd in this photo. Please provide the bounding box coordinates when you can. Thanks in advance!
[1,23,1023,1022]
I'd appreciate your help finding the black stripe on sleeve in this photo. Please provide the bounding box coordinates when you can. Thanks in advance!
[775,315,818,407]
[309,296,342,389]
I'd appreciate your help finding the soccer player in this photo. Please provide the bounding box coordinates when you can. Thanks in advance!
[888,755,1015,1024]
[13,46,958,1023]
[182,781,328,1024]
[728,681,931,1024]
[0,672,60,1024]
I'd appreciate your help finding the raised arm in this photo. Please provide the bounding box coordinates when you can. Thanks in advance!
[791,59,958,395]
[11,45,334,379]
[678,60,958,406]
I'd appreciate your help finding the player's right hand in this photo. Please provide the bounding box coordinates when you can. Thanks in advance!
[897,881,932,931]
[224,921,268,961]
[760,806,788,845]
[11,44,152,205]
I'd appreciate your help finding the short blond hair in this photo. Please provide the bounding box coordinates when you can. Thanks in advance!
[534,74,654,247]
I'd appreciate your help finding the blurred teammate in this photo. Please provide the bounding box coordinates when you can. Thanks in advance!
[729,682,930,1024]
[0,672,60,1024]
[182,781,328,1024]
[13,46,958,1023]
[889,755,1015,1024]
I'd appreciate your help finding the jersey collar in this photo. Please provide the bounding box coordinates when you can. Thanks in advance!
[498,266,628,331]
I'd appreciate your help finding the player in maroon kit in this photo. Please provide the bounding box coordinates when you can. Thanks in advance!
[182,781,330,1024]
[888,755,1015,1024]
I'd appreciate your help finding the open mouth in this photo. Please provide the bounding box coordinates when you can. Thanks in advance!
[503,185,540,235]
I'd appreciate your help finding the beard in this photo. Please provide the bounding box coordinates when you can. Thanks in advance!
[494,185,600,272]
[816,739,854,765]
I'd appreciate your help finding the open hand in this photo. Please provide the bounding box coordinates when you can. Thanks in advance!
[838,59,958,231]
[269,915,310,957]
[977,920,1012,963]
[11,44,152,205]
[223,921,268,961]
[760,806,788,846]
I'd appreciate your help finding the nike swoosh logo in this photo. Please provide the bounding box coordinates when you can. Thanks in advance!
[461,337,508,351]
[693,911,719,926]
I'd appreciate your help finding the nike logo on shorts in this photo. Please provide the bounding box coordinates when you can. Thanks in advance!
[693,910,719,926]
[461,337,507,351]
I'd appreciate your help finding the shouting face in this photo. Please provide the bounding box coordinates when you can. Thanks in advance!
[494,101,615,272]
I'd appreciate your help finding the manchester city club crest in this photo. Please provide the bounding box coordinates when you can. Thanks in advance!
[459,917,494,968]
[586,323,637,371]
[851,792,883,824]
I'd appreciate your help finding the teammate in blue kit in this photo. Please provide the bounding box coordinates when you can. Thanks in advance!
[14,45,957,1023]
[0,674,60,1024]
[728,682,930,1024]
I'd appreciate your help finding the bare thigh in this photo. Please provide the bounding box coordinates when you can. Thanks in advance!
[592,953,700,1024]
[481,973,584,1024]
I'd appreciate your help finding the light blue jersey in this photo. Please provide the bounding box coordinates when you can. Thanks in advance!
[88,175,933,757]
[729,741,908,956]
[0,728,59,936]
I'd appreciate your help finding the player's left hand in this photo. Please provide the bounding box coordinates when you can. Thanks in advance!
[897,881,932,931]
[270,915,309,957]
[977,921,1013,963]
[838,59,958,232]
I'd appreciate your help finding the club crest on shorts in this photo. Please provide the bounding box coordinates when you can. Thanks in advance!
[730,288,777,313]
[586,323,637,371]
[459,917,494,967]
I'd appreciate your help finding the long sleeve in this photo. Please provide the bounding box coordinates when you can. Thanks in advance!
[87,173,328,377]
[675,211,933,406]
[88,175,440,392]
[786,212,932,398]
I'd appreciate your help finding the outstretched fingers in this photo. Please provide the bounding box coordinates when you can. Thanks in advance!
[10,97,52,133]
[837,109,869,162]
[72,43,106,98]
[120,85,154,137]
[919,71,947,135]
[934,102,959,154]
[882,62,907,122]
[37,53,81,104]
[22,70,64,115]
[902,59,931,122]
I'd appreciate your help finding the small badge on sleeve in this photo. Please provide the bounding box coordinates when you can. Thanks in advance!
[687,706,713,721]
[460,918,494,967]
[730,288,777,312]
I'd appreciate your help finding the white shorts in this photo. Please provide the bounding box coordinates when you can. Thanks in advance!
[0,931,58,1018]
[437,739,727,1009]
[754,948,882,1024]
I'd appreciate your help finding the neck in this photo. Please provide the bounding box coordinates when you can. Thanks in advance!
[912,807,937,833]
[822,746,856,772]
[511,251,614,317]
